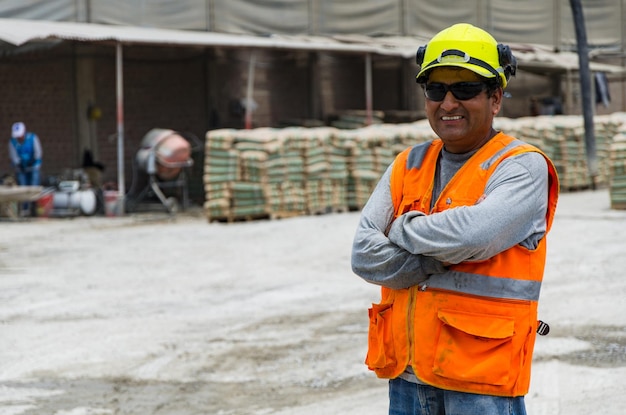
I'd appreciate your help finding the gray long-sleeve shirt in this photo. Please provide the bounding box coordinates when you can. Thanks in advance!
[351,143,549,290]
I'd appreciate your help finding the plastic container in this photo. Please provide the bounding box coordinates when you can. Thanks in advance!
[36,190,54,217]
[103,190,119,217]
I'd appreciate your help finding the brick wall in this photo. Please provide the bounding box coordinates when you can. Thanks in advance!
[0,43,77,178]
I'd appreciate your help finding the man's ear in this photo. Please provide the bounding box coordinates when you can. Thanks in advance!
[491,87,503,115]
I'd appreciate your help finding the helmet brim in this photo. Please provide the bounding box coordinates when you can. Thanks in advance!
[416,62,504,87]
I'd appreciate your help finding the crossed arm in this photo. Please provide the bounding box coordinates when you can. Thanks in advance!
[351,152,549,290]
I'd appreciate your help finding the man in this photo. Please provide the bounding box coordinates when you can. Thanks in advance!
[9,121,43,213]
[351,23,559,415]
[9,121,42,187]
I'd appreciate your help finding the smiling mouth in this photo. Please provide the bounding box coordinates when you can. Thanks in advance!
[441,115,463,121]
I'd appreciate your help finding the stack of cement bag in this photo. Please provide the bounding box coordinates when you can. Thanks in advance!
[300,127,343,214]
[203,129,239,219]
[607,113,626,209]
[341,129,379,210]
[609,134,626,209]
[340,123,432,209]
[204,126,354,222]
[204,114,626,222]
[265,128,306,215]
[495,115,625,191]
[547,117,597,189]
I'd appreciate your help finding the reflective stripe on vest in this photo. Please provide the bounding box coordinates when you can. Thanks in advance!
[423,270,542,301]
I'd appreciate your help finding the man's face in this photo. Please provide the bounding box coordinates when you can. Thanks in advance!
[424,67,502,154]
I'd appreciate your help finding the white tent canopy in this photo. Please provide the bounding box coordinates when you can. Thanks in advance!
[1,18,624,75]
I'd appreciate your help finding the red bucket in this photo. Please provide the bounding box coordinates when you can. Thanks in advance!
[36,191,54,217]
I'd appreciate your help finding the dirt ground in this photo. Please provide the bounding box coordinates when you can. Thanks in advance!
[1,188,625,415]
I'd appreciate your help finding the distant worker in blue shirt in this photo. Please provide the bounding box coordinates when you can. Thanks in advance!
[9,121,42,187]
[9,121,43,215]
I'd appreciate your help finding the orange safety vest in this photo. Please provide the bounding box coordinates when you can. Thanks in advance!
[365,132,559,397]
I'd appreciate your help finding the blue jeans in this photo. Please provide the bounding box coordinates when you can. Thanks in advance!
[389,378,527,415]
[16,167,41,214]
[16,167,40,187]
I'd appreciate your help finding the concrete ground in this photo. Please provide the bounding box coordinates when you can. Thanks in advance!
[0,188,624,415]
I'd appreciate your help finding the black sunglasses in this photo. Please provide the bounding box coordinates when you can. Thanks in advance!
[423,82,487,101]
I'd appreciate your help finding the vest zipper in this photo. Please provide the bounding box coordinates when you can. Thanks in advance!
[407,285,417,365]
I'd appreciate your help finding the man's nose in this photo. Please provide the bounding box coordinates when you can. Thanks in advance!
[439,91,460,110]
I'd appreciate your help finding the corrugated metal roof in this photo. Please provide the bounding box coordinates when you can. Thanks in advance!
[0,18,624,75]
[0,18,416,57]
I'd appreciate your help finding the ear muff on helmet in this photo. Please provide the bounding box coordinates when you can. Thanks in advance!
[497,43,517,81]
[415,42,517,87]
[416,45,427,67]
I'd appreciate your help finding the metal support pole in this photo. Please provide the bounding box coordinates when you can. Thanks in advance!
[569,0,597,187]
[116,42,126,214]
[245,51,256,130]
[365,53,373,126]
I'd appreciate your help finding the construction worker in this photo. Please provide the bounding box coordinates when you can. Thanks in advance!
[351,23,559,415]
[9,121,43,214]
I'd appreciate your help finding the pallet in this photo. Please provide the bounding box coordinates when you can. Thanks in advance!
[270,210,306,220]
[307,205,349,216]
[207,212,270,223]
[207,205,349,222]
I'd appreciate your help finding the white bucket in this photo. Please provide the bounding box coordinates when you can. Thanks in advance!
[103,190,119,217]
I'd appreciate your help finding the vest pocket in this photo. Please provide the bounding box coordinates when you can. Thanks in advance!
[366,302,396,369]
[397,196,422,215]
[433,309,515,386]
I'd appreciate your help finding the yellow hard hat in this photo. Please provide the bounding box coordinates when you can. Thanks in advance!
[415,23,516,88]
